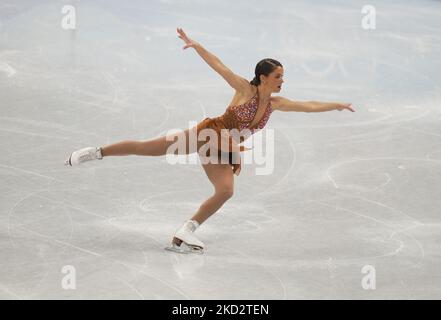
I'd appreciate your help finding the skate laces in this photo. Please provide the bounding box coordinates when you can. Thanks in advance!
[96,147,103,159]
[78,148,102,162]
[78,150,94,162]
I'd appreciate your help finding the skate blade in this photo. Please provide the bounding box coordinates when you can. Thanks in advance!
[165,243,204,254]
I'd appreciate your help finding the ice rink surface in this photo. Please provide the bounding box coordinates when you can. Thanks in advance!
[1,0,440,299]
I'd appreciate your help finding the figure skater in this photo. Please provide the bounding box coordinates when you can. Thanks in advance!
[65,28,355,254]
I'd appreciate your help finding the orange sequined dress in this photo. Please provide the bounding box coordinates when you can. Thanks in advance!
[195,87,273,175]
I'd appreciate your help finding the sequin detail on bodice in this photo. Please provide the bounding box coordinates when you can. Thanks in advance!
[195,88,274,176]
[217,90,273,134]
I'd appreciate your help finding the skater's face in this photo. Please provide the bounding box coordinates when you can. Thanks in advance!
[260,66,284,93]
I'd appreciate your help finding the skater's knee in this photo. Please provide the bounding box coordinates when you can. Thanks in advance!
[215,186,234,200]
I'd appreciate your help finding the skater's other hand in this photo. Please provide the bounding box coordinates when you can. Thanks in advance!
[337,103,355,112]
[177,28,199,50]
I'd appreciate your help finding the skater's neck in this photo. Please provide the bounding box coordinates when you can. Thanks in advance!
[256,84,272,103]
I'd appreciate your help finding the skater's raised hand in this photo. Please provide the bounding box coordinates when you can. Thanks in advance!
[177,28,199,50]
[337,103,355,112]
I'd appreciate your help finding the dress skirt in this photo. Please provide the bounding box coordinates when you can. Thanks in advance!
[195,117,249,176]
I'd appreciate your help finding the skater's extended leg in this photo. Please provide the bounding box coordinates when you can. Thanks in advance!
[66,128,198,166]
[101,128,196,157]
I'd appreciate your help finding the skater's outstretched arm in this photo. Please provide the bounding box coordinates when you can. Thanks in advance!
[272,96,356,113]
[177,27,249,92]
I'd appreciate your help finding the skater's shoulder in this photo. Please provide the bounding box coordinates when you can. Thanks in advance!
[228,85,257,108]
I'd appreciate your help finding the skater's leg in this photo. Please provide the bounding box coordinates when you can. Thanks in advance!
[101,128,196,157]
[65,127,199,166]
[190,162,234,225]
[100,140,144,157]
[167,163,234,253]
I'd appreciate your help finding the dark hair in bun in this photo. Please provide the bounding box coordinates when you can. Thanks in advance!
[250,58,283,86]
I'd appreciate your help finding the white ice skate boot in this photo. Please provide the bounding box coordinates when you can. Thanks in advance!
[65,147,103,166]
[165,220,205,254]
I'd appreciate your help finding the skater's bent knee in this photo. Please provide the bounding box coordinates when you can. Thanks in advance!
[215,187,234,200]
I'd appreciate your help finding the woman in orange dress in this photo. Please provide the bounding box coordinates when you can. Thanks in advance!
[65,28,355,253]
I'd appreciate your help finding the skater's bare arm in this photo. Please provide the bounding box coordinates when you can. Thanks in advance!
[177,28,249,92]
[272,97,355,112]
